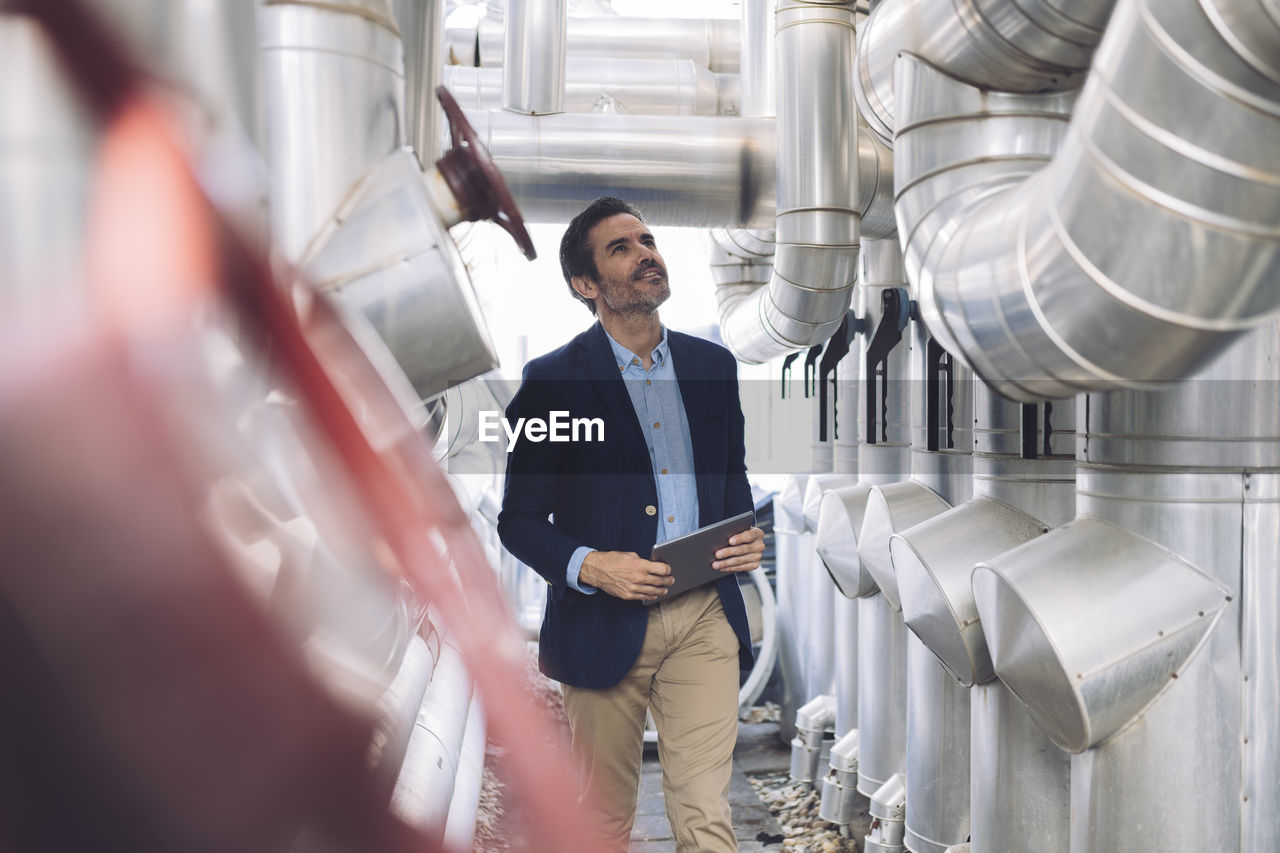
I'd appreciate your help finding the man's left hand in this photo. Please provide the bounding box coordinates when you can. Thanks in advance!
[712,526,766,573]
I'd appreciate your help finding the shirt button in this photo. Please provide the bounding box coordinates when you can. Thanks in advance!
[667,515,675,522]
[653,422,661,429]
[661,468,668,475]
[645,505,657,516]
[646,379,652,385]
[632,357,640,365]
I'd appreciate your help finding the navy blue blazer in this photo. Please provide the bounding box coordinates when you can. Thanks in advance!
[497,321,756,689]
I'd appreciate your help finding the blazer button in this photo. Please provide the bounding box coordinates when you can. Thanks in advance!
[645,505,657,516]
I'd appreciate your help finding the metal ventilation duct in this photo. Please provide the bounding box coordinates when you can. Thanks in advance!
[718,0,862,363]
[853,0,1115,144]
[895,0,1280,401]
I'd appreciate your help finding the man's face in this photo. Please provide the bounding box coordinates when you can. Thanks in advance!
[576,213,670,317]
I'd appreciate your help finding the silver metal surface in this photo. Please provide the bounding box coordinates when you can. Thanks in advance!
[857,592,910,796]
[858,480,951,612]
[970,681,1070,853]
[260,0,404,263]
[502,0,566,114]
[820,729,862,825]
[389,637,474,842]
[475,14,741,73]
[896,0,1280,400]
[791,693,838,783]
[441,695,486,850]
[444,59,724,115]
[719,0,860,363]
[892,497,1048,687]
[371,635,436,787]
[1077,321,1280,470]
[0,14,93,304]
[865,772,908,852]
[774,474,811,743]
[817,483,877,598]
[300,149,499,401]
[858,129,898,240]
[464,109,774,227]
[1241,472,1280,853]
[393,0,446,161]
[834,593,860,735]
[971,517,1231,754]
[740,0,776,118]
[904,635,971,853]
[853,0,1111,144]
[892,52,1075,397]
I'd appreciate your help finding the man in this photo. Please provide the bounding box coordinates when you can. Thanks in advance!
[497,197,765,852]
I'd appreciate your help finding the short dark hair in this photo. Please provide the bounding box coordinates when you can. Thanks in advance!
[559,197,646,314]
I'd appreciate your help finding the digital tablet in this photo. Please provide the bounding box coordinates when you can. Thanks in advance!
[646,511,756,605]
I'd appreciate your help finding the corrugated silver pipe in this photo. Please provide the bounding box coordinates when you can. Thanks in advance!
[502,0,566,114]
[719,0,862,363]
[897,0,1280,400]
[463,109,775,226]
[853,0,1116,144]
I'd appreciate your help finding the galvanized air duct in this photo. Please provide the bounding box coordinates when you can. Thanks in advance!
[463,109,775,226]
[819,729,861,829]
[259,0,404,261]
[773,473,810,742]
[973,321,1280,852]
[790,694,838,783]
[890,383,1076,853]
[714,125,895,356]
[390,635,476,843]
[445,58,726,115]
[393,0,446,162]
[502,0,566,114]
[471,14,741,72]
[853,0,1115,144]
[896,0,1280,400]
[717,0,861,363]
[739,0,777,118]
[441,695,487,850]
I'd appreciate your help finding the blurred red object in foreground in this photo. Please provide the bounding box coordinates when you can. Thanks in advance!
[0,1,600,850]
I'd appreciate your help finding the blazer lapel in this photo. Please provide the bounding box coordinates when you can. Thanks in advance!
[578,323,650,471]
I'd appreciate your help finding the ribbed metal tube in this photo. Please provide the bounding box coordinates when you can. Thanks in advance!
[853,0,1115,143]
[719,0,860,363]
[896,0,1280,401]
[444,58,724,116]
[464,109,775,227]
[502,0,566,114]
[474,14,741,73]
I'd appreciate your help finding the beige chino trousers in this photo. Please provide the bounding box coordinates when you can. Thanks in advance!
[561,584,741,853]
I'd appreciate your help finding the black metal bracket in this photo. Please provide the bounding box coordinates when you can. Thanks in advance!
[818,314,853,443]
[865,288,909,445]
[925,337,956,451]
[780,352,800,400]
[803,343,822,399]
[1019,401,1056,459]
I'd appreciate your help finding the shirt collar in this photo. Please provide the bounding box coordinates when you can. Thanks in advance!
[604,325,669,371]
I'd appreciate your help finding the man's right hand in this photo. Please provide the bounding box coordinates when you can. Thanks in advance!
[579,550,674,602]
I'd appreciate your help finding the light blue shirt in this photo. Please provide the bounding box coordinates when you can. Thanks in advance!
[567,326,701,593]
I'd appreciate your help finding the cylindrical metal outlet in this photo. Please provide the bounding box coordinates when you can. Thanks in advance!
[260,0,404,263]
[903,636,971,853]
[464,110,775,227]
[857,593,910,796]
[969,681,1070,853]
[501,0,566,114]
